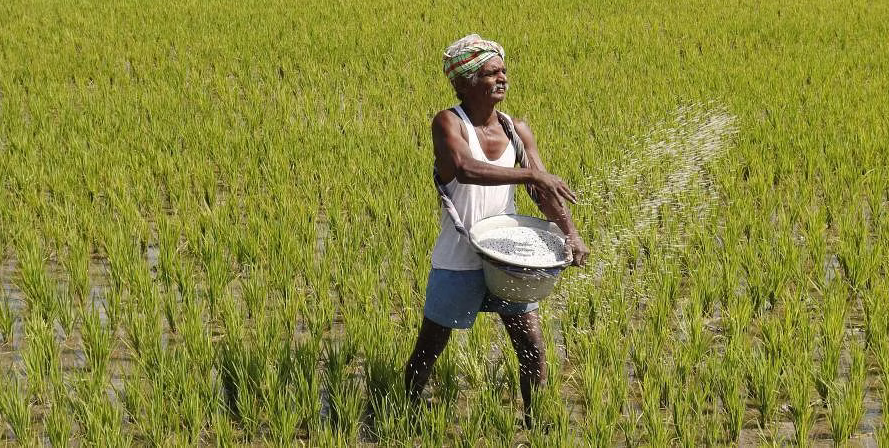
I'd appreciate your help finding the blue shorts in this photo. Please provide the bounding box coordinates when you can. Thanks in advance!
[423,268,539,329]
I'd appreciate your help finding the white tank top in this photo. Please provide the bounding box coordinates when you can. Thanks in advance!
[431,106,517,270]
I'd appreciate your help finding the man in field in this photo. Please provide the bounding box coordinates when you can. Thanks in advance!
[404,34,590,428]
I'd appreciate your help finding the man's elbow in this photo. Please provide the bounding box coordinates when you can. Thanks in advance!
[453,160,472,183]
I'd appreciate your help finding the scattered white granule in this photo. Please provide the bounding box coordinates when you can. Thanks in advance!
[476,227,567,266]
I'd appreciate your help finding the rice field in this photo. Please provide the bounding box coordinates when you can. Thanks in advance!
[1,0,888,445]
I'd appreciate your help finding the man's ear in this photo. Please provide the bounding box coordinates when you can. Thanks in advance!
[451,76,469,98]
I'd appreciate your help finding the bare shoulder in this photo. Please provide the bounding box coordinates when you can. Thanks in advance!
[431,108,462,135]
[511,118,538,146]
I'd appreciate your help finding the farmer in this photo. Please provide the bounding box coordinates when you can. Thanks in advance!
[404,34,590,428]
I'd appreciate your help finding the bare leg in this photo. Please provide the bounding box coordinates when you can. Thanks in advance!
[404,317,452,403]
[500,310,547,429]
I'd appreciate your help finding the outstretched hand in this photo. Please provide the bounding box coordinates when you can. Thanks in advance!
[566,234,589,267]
[531,171,577,207]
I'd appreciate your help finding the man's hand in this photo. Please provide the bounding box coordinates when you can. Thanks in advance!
[566,234,590,267]
[530,171,577,207]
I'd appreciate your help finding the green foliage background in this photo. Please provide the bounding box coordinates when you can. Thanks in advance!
[0,0,887,445]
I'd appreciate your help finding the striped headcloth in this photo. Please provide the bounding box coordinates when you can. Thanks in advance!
[442,34,505,80]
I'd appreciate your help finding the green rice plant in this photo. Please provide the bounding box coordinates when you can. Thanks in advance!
[837,212,882,293]
[428,346,460,408]
[310,426,352,447]
[743,241,793,313]
[640,364,669,446]
[784,356,815,447]
[45,401,72,447]
[724,294,754,342]
[322,341,363,440]
[21,315,61,400]
[161,288,179,334]
[240,266,269,320]
[79,302,113,378]
[14,230,57,322]
[782,298,817,447]
[876,332,889,387]
[66,374,130,447]
[803,204,828,286]
[155,215,180,289]
[412,399,449,447]
[697,360,723,446]
[454,396,486,448]
[620,407,643,448]
[476,358,517,444]
[0,372,35,445]
[747,343,783,429]
[877,371,889,447]
[671,385,697,448]
[578,358,621,447]
[61,230,91,304]
[102,284,123,333]
[56,288,78,337]
[264,378,301,446]
[816,284,846,405]
[827,339,866,445]
[629,324,663,382]
[218,342,264,436]
[676,297,710,383]
[364,392,412,444]
[719,339,746,442]
[290,337,322,435]
[121,300,163,368]
[863,279,888,349]
[0,288,15,344]
[172,254,197,304]
[199,232,235,313]
[211,406,237,447]
[120,354,177,445]
[179,298,214,372]
[3,0,889,441]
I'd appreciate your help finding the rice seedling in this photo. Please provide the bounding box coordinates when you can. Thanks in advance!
[719,339,747,443]
[838,212,882,293]
[827,338,866,445]
[577,351,623,447]
[21,314,62,401]
[781,298,817,447]
[14,230,58,322]
[640,364,670,446]
[44,400,72,447]
[816,283,847,405]
[321,341,364,440]
[61,229,91,305]
[0,372,36,445]
[79,302,113,378]
[66,374,131,447]
[0,287,14,345]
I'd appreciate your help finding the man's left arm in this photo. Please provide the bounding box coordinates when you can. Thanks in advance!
[514,120,590,267]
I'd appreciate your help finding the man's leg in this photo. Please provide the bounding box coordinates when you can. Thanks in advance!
[404,317,453,402]
[500,309,547,428]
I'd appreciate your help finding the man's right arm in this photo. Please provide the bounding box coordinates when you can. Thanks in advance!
[432,110,537,186]
[432,110,578,207]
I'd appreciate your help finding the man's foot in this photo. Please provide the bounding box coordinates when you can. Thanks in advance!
[523,414,554,434]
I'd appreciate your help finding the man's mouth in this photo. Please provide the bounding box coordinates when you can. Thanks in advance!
[492,83,509,94]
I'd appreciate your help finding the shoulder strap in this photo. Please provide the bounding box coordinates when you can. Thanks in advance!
[496,111,527,168]
[496,111,539,204]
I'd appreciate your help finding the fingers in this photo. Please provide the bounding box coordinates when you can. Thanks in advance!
[572,252,587,267]
[575,251,588,267]
[559,184,577,204]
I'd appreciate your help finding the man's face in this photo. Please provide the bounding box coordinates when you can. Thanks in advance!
[459,56,509,104]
